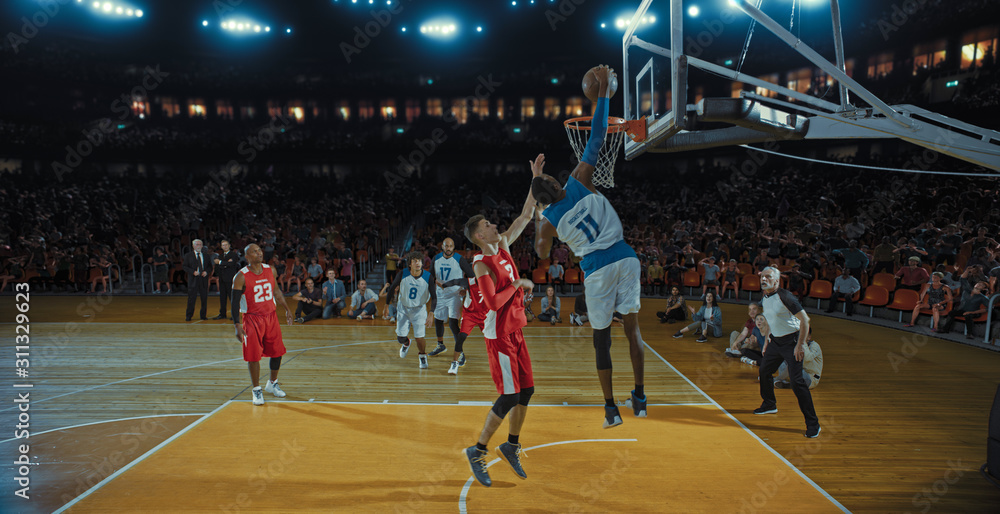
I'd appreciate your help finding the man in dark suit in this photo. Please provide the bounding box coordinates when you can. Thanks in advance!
[183,239,214,321]
[212,240,241,320]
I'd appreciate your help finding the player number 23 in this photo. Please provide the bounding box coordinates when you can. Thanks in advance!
[253,282,273,303]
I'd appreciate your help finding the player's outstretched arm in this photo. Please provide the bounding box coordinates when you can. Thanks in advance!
[572,65,615,193]
[501,193,536,251]
[272,279,295,326]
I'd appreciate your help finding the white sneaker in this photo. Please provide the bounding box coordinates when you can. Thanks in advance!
[399,340,410,358]
[448,361,459,375]
[264,380,286,398]
[419,354,428,369]
[357,314,364,321]
[252,387,264,405]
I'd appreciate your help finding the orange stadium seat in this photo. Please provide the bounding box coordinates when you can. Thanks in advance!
[807,279,833,309]
[683,270,701,295]
[886,289,920,322]
[871,272,896,293]
[531,268,548,288]
[564,268,581,292]
[741,274,761,301]
[859,286,890,317]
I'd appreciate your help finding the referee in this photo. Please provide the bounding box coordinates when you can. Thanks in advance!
[755,266,821,438]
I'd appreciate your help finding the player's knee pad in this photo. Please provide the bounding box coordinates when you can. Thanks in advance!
[455,332,467,353]
[434,319,445,339]
[397,336,409,345]
[491,393,520,418]
[593,328,613,370]
[517,386,534,406]
[269,357,282,371]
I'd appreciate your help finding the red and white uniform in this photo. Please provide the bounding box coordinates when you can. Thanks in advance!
[239,264,287,362]
[479,248,533,395]
[461,254,488,335]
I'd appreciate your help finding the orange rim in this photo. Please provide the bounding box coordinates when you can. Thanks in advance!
[564,116,646,142]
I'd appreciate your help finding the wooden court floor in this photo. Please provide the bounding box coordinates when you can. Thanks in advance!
[0,295,999,512]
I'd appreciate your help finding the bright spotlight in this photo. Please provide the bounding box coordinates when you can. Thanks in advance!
[92,2,99,8]
[476,26,482,32]
[401,26,406,32]
[601,22,606,28]
[265,26,270,32]
[254,25,261,32]
[368,0,373,3]
[615,18,625,28]
[688,5,700,17]
[135,9,142,17]
[202,20,208,26]
[649,15,656,23]
[102,2,111,12]
[420,26,426,33]
[115,6,122,14]
[286,28,292,33]
[728,0,739,5]
[511,1,516,5]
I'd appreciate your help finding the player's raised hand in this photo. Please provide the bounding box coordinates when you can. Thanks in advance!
[529,153,545,177]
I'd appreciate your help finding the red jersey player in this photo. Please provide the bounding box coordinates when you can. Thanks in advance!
[232,243,295,406]
[461,153,543,488]
[446,268,486,375]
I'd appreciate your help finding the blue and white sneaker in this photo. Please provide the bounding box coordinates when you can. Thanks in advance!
[603,405,623,429]
[464,446,492,487]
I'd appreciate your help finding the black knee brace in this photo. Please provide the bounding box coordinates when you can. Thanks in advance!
[517,386,534,406]
[269,356,282,371]
[449,318,461,338]
[491,393,520,418]
[593,327,613,370]
[435,319,445,339]
[455,331,468,353]
[397,336,409,345]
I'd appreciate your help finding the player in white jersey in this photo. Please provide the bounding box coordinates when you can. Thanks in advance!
[380,252,437,369]
[531,65,646,429]
[428,237,476,358]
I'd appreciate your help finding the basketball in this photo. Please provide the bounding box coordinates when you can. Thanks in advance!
[582,65,618,102]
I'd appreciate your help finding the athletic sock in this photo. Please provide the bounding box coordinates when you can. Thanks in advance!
[635,385,644,398]
[508,434,519,445]
[253,386,261,391]
[476,443,487,452]
[605,398,615,408]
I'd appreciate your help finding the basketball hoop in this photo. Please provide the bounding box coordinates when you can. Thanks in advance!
[564,116,646,188]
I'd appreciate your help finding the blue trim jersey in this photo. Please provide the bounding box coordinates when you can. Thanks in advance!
[397,270,433,309]
[542,176,636,275]
[433,252,466,297]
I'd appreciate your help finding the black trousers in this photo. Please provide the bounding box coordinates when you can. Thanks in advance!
[827,291,855,314]
[656,309,686,323]
[759,332,819,429]
[186,276,209,319]
[939,310,976,334]
[295,302,323,322]
[872,261,894,275]
[218,273,235,316]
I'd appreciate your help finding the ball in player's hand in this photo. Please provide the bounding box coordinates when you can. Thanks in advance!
[582,65,619,103]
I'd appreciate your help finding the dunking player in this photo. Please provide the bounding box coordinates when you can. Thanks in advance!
[532,65,646,429]
[461,161,540,487]
[232,244,294,406]
[428,238,475,360]
[379,252,436,369]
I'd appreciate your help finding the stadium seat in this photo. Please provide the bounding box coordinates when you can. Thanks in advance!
[871,272,897,293]
[737,263,753,276]
[683,270,701,295]
[356,250,369,266]
[807,279,833,309]
[741,274,761,301]
[537,258,551,270]
[886,289,920,322]
[564,268,581,293]
[953,311,989,336]
[859,286,890,316]
[531,268,548,288]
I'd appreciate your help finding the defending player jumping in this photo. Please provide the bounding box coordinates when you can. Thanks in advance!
[232,243,294,406]
[531,65,647,429]
[461,167,539,488]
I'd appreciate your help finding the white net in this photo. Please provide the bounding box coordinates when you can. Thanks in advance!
[564,117,627,188]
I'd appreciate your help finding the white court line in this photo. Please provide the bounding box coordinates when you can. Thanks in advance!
[53,401,232,514]
[0,340,397,412]
[233,399,714,408]
[458,439,638,514]
[642,343,850,512]
[0,413,208,444]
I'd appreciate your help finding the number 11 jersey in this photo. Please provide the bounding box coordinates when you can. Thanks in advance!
[541,176,624,259]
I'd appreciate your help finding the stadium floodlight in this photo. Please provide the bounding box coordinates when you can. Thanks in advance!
[202,20,208,26]
[688,5,699,17]
[135,9,142,17]
[476,26,482,32]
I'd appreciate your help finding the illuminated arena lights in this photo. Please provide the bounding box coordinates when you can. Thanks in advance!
[419,21,459,38]
[610,14,656,30]
[219,19,272,34]
[87,1,143,18]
